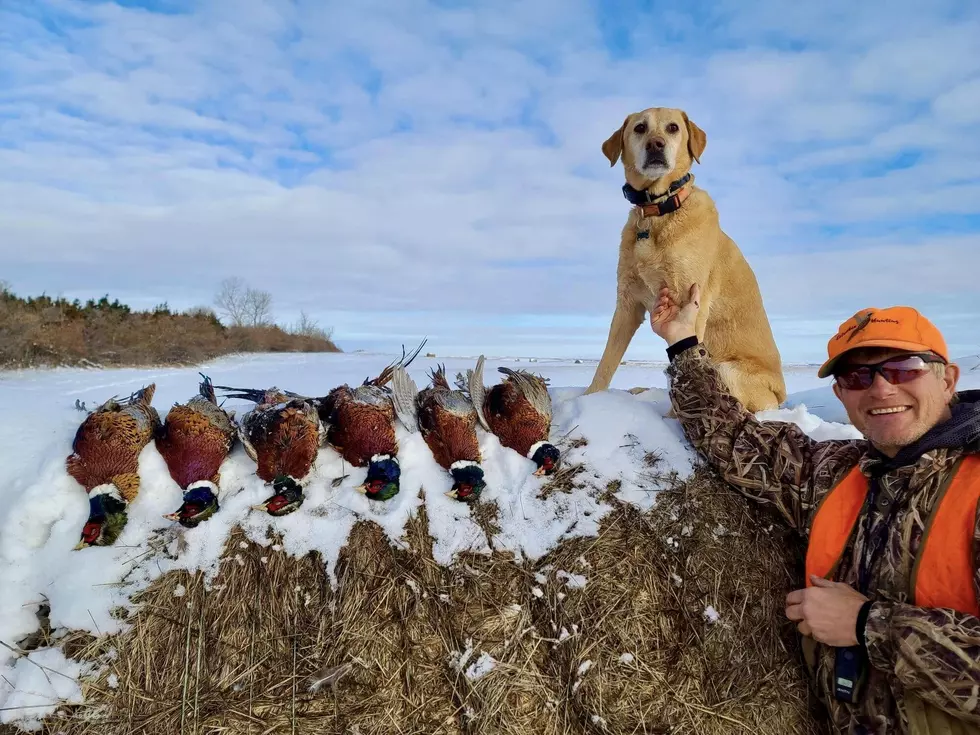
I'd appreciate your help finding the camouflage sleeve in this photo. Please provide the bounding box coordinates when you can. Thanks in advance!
[665,343,860,532]
[863,509,980,724]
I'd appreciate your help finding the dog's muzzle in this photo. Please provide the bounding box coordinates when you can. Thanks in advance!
[644,151,668,169]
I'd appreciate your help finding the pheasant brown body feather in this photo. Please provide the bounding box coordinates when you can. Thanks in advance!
[482,375,552,458]
[319,385,398,467]
[66,384,160,502]
[215,388,321,483]
[156,378,236,490]
[247,400,321,483]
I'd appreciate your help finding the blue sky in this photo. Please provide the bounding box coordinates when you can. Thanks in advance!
[2,0,979,365]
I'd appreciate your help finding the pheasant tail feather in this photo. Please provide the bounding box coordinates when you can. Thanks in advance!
[370,338,428,387]
[198,374,217,404]
[390,366,419,433]
[469,356,490,431]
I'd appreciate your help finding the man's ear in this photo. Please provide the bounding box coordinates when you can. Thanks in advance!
[682,112,706,164]
[944,363,961,401]
[832,381,843,403]
[601,116,630,166]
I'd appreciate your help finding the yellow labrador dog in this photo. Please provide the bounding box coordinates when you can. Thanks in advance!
[584,107,786,412]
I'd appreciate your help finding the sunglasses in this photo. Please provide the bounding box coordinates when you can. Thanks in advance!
[834,353,945,391]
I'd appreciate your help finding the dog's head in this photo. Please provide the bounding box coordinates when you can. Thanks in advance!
[601,107,706,190]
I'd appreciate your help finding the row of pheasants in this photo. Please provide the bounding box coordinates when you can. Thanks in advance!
[66,342,562,548]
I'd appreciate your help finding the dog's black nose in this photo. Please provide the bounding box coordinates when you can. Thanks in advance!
[646,137,666,152]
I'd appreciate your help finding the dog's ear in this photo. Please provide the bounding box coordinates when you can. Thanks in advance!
[682,113,707,164]
[601,116,630,166]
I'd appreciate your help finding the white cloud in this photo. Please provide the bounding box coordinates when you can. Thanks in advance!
[0,0,978,362]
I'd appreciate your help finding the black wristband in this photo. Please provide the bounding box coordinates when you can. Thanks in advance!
[855,600,873,650]
[666,336,699,362]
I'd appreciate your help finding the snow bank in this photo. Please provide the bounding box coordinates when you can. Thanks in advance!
[1,349,954,729]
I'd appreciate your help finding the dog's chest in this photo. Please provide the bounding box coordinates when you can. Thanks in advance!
[629,223,668,266]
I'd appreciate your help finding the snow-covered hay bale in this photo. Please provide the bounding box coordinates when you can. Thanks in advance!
[14,471,825,735]
[538,466,825,734]
[1,367,866,735]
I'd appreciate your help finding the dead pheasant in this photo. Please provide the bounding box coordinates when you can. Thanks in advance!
[461,356,560,476]
[391,364,486,502]
[156,375,237,528]
[66,384,161,549]
[311,342,426,501]
[214,385,322,516]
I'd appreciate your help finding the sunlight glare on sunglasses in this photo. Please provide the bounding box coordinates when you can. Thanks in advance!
[834,354,945,391]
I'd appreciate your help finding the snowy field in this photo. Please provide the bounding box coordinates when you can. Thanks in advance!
[1,349,978,729]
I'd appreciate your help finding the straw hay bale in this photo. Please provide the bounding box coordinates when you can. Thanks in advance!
[6,467,830,735]
[536,466,829,734]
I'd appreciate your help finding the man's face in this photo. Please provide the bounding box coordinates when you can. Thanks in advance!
[832,347,959,456]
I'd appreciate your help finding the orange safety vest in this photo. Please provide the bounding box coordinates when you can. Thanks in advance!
[806,455,980,617]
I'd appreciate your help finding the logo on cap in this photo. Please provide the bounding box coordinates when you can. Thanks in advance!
[846,310,874,342]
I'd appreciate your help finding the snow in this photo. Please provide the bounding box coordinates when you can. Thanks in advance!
[448,639,475,673]
[572,659,593,693]
[464,652,497,681]
[1,350,976,729]
[0,649,89,729]
[618,653,635,664]
[556,570,588,589]
[704,605,721,624]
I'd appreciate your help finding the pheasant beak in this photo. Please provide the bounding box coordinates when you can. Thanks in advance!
[250,502,270,512]
[445,488,458,499]
[73,540,89,551]
[532,467,547,477]
[163,512,181,521]
[353,484,367,494]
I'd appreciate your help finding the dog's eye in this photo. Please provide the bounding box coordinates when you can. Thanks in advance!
[666,122,680,134]
[633,122,647,135]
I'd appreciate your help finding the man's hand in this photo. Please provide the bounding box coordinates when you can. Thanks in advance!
[650,283,700,347]
[785,575,869,646]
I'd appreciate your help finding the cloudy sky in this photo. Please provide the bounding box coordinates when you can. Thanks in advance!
[2,0,979,364]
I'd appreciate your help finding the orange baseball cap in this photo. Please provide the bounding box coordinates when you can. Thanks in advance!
[817,306,949,378]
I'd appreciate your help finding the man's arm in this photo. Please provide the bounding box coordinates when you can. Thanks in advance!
[862,511,980,724]
[667,341,857,530]
[652,285,861,531]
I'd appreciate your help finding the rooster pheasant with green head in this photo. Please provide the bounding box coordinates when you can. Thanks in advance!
[460,356,561,477]
[214,385,323,516]
[156,375,237,528]
[391,364,486,502]
[311,340,426,502]
[66,384,161,549]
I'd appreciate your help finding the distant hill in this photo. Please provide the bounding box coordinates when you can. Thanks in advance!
[0,289,341,369]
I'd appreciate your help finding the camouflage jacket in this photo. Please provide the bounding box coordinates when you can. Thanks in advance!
[665,343,980,735]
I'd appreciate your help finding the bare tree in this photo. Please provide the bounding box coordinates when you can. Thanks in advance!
[290,310,333,341]
[244,287,273,327]
[215,277,247,326]
[214,278,273,327]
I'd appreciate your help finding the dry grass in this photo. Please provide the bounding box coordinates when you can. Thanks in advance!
[537,468,828,734]
[0,296,339,369]
[6,468,830,735]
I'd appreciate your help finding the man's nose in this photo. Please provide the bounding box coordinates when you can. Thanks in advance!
[866,371,897,398]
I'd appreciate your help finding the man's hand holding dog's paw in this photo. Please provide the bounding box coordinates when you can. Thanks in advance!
[650,283,700,346]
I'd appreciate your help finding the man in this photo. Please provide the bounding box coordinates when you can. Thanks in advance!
[650,284,980,734]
